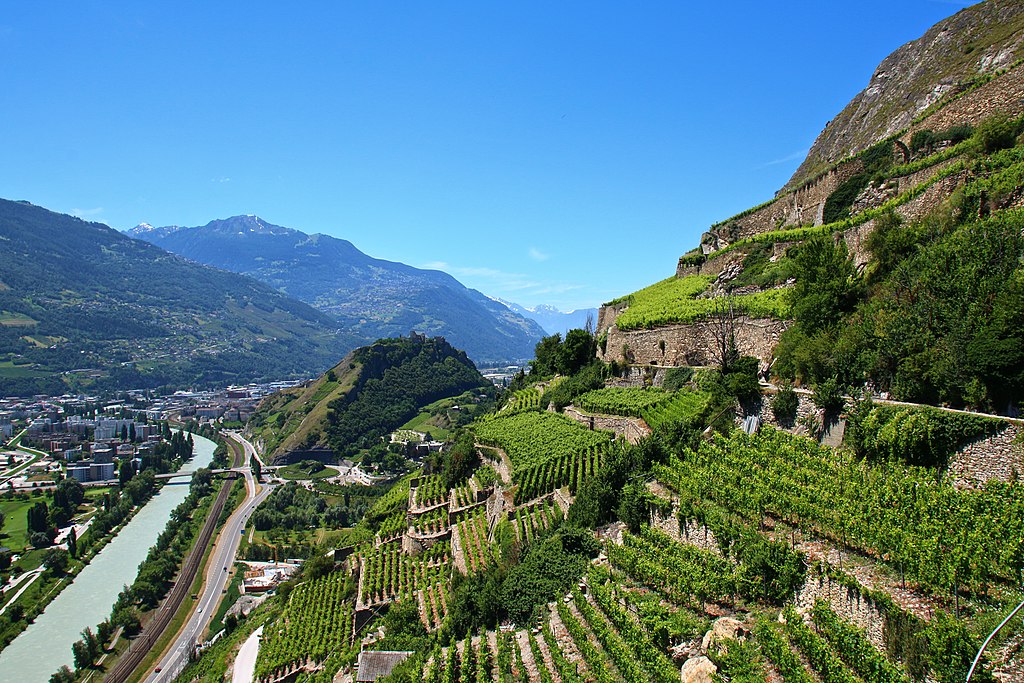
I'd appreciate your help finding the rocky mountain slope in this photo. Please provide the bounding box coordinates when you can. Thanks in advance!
[599,1,1024,413]
[787,0,1024,189]
[129,216,546,365]
[0,199,357,393]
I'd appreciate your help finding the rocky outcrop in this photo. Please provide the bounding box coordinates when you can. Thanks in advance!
[680,656,717,683]
[786,0,1024,189]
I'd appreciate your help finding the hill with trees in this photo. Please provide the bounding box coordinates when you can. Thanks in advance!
[0,199,359,394]
[129,215,547,365]
[248,333,490,462]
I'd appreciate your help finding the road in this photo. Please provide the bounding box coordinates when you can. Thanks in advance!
[232,625,264,683]
[144,431,272,683]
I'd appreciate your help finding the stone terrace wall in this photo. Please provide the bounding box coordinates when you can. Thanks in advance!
[948,423,1023,488]
[598,315,789,367]
[562,406,651,445]
[699,158,865,253]
[793,571,889,651]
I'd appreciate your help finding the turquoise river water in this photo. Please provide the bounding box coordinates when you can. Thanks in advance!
[0,432,217,681]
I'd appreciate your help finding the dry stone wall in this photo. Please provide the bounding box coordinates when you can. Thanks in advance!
[948,423,1023,488]
[698,159,864,253]
[901,64,1024,147]
[793,571,889,651]
[561,405,651,445]
[598,314,789,366]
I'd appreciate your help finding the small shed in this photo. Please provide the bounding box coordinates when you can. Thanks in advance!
[355,650,414,682]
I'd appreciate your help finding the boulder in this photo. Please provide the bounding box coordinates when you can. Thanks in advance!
[701,616,749,654]
[680,656,718,683]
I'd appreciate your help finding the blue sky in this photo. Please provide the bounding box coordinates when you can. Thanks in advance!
[1,1,971,311]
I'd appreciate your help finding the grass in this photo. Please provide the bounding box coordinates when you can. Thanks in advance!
[277,464,339,481]
[0,494,42,551]
[0,361,51,378]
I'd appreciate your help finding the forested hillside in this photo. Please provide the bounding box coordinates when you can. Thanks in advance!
[0,199,358,393]
[249,334,490,462]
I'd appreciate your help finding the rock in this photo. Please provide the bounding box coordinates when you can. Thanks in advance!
[680,656,718,683]
[701,616,749,654]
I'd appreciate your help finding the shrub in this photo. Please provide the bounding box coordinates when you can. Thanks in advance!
[811,378,845,412]
[974,114,1020,154]
[771,383,799,423]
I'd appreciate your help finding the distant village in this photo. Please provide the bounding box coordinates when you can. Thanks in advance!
[0,381,302,487]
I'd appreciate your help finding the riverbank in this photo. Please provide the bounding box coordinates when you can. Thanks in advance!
[0,433,218,681]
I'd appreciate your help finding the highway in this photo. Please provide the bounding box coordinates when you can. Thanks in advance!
[145,430,272,683]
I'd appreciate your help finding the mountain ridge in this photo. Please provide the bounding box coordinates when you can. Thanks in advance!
[128,216,547,365]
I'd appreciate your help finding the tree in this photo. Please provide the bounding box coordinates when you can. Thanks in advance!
[120,424,128,442]
[44,548,70,574]
[119,460,134,486]
[49,666,75,683]
[72,639,92,671]
[67,527,77,558]
[27,500,49,534]
[791,235,860,334]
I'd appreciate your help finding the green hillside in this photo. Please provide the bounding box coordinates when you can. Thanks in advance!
[248,334,491,462]
[0,198,359,393]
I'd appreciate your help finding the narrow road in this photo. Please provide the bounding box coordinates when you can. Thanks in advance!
[232,625,264,683]
[103,434,249,683]
[143,431,272,683]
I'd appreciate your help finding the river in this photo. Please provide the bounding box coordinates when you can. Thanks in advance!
[0,432,217,682]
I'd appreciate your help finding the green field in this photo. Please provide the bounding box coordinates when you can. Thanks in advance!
[0,495,41,551]
[277,464,339,481]
[0,361,51,378]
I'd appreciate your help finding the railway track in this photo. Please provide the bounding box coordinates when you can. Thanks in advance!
[103,437,244,683]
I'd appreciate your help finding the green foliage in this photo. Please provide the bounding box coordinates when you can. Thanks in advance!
[540,362,608,411]
[790,236,860,334]
[662,366,694,391]
[613,276,792,330]
[771,383,799,423]
[325,336,488,456]
[846,400,1006,467]
[500,530,595,623]
[974,113,1022,154]
[822,140,894,224]
[810,377,845,412]
[576,386,669,416]
[530,329,598,377]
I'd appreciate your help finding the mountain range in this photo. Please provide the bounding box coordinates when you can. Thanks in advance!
[0,198,357,393]
[497,301,598,337]
[128,216,548,365]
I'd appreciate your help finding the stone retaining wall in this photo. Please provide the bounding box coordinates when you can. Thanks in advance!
[562,406,651,445]
[948,424,1023,488]
[598,315,789,366]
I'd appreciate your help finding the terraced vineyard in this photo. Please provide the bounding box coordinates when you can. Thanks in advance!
[475,411,613,471]
[513,443,606,503]
[254,571,355,680]
[651,428,1024,594]
[358,544,450,605]
[455,508,493,573]
[512,498,563,543]
[576,386,671,416]
[611,274,792,330]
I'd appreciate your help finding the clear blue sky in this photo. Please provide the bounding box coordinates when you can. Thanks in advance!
[1,1,971,311]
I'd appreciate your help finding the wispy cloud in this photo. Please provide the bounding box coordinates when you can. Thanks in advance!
[420,260,585,301]
[528,247,550,262]
[71,207,104,217]
[758,148,809,168]
[211,177,231,183]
